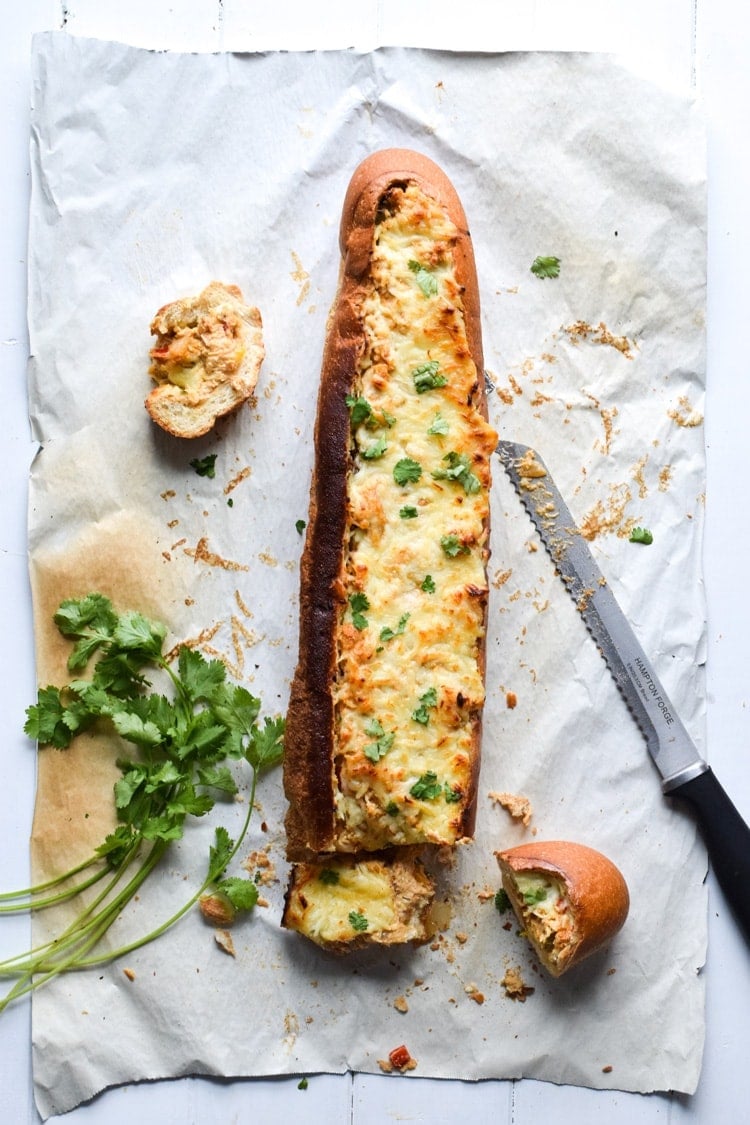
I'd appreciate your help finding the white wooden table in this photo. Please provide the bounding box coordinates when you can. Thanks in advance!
[1,2,748,1121]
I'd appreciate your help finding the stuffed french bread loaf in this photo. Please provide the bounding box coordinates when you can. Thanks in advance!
[282,150,497,947]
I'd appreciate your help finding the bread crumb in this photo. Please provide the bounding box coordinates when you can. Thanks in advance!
[501,966,535,1002]
[455,932,469,945]
[393,995,409,1013]
[505,691,517,709]
[489,791,533,826]
[215,929,236,956]
[602,1065,613,1073]
[123,968,136,982]
[465,984,485,1004]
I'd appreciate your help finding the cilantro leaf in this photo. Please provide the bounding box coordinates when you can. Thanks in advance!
[410,771,443,800]
[440,534,470,558]
[345,394,373,427]
[408,259,439,297]
[420,575,436,594]
[428,412,449,436]
[217,876,259,912]
[379,613,409,643]
[244,715,285,773]
[494,888,510,913]
[319,868,340,885]
[629,526,654,545]
[24,686,75,749]
[177,647,227,705]
[208,826,234,882]
[348,590,370,631]
[190,453,218,478]
[349,910,369,932]
[295,519,306,535]
[412,687,438,725]
[432,451,481,495]
[530,255,561,279]
[360,437,388,460]
[400,506,418,519]
[393,458,422,486]
[413,360,447,394]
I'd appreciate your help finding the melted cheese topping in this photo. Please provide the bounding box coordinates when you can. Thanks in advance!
[149,282,250,402]
[331,184,497,852]
[513,873,577,967]
[283,857,431,948]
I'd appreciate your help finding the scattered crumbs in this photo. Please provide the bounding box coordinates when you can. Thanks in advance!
[668,395,703,428]
[160,489,176,501]
[477,886,496,903]
[501,966,535,1002]
[123,968,136,982]
[394,995,409,1013]
[465,983,485,1004]
[492,568,512,589]
[185,597,195,607]
[258,550,278,567]
[225,467,251,495]
[256,896,270,908]
[631,454,649,499]
[658,465,673,492]
[186,536,249,571]
[243,848,277,885]
[526,540,538,553]
[602,1065,613,1074]
[215,929,236,957]
[167,519,179,529]
[540,352,557,364]
[290,250,311,306]
[579,483,634,541]
[607,967,617,976]
[505,691,518,710]
[564,320,634,359]
[455,932,469,945]
[413,977,424,987]
[489,791,533,827]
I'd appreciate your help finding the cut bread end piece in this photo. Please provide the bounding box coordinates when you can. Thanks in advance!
[145,280,264,438]
[282,850,435,952]
[496,840,629,977]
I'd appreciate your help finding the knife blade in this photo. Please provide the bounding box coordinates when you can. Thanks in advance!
[497,439,750,943]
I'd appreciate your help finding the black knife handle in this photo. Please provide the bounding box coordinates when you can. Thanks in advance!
[670,767,750,944]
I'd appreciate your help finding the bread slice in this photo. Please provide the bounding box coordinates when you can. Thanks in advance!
[145,281,264,438]
[282,850,434,952]
[284,150,497,867]
[496,841,630,976]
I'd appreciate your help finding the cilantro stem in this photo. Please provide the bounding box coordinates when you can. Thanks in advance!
[0,865,109,914]
[0,853,103,902]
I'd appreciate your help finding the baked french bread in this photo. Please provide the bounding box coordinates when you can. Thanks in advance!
[496,841,630,976]
[282,150,496,949]
[146,281,264,438]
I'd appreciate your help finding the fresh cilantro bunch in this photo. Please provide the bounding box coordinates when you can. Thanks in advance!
[0,593,284,1014]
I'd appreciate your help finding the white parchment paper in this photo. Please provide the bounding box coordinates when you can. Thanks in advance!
[26,33,707,1118]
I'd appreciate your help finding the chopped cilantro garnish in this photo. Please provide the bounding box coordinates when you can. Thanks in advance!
[393,458,423,486]
[432,451,481,495]
[494,888,510,913]
[400,505,419,519]
[348,591,370,631]
[360,437,388,460]
[523,886,548,906]
[530,255,561,279]
[408,259,439,298]
[440,534,469,558]
[298,1078,309,1090]
[385,801,399,816]
[413,360,448,394]
[295,519,306,535]
[349,910,369,932]
[428,412,449,436]
[379,613,409,643]
[345,394,373,427]
[410,771,443,800]
[444,783,462,803]
[190,453,217,478]
[412,687,438,725]
[420,575,436,594]
[629,526,653,545]
[319,868,340,885]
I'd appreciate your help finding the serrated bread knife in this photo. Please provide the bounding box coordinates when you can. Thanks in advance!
[497,440,750,944]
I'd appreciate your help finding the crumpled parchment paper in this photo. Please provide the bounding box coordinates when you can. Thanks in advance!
[25,33,707,1118]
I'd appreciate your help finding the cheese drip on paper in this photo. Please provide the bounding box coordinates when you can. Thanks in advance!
[331,183,497,851]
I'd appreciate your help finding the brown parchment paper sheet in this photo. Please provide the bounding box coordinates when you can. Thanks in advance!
[26,34,707,1118]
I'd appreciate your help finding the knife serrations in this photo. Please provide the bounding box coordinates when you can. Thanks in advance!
[496,440,707,791]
